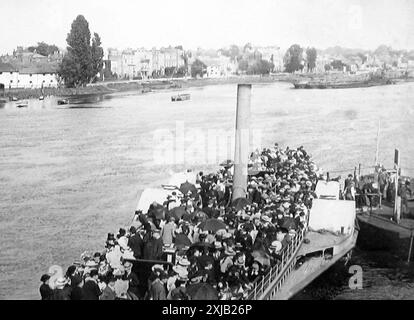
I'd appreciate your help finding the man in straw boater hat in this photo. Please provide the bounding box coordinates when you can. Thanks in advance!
[100,276,117,300]
[168,269,190,300]
[122,259,140,300]
[220,246,236,274]
[268,240,283,265]
[52,277,71,300]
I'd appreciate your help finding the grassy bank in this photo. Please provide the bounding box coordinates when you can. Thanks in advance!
[2,75,294,100]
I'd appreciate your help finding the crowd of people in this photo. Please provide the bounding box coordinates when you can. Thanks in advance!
[342,166,412,215]
[40,143,321,300]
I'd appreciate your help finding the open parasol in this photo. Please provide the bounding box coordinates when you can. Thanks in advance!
[179,181,197,196]
[231,197,252,211]
[168,206,187,220]
[198,218,227,233]
[187,282,218,300]
[281,217,297,230]
[251,250,272,267]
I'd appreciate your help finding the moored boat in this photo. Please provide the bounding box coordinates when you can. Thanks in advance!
[57,99,69,105]
[171,93,190,102]
[293,78,395,89]
[16,101,29,108]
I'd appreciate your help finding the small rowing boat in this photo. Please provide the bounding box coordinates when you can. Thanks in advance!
[16,101,29,108]
[171,93,190,102]
[57,99,69,105]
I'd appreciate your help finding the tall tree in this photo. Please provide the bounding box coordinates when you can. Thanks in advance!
[191,59,207,78]
[91,33,104,82]
[229,45,240,62]
[59,15,93,87]
[284,44,304,73]
[306,47,317,72]
[238,59,249,73]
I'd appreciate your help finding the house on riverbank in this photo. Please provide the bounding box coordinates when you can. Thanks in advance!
[0,63,59,90]
[0,62,19,89]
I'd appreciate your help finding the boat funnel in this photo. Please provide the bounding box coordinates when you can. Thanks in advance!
[232,84,252,201]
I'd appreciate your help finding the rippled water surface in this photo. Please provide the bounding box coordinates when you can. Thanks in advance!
[1,82,413,299]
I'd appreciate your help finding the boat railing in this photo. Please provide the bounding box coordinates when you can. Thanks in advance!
[246,227,306,300]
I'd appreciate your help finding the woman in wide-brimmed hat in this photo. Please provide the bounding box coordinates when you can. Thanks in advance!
[51,277,71,300]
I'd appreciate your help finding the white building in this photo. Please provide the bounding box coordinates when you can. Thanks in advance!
[0,63,58,89]
[0,62,19,89]
[17,66,59,89]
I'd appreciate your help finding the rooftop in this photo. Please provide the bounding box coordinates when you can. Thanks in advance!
[0,62,17,72]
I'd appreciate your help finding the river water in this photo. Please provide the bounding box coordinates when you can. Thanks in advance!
[0,82,413,300]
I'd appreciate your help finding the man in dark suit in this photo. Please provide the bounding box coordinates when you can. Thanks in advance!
[143,230,163,261]
[128,226,144,259]
[123,261,140,299]
[82,270,101,300]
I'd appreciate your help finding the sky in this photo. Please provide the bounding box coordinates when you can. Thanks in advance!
[0,0,413,55]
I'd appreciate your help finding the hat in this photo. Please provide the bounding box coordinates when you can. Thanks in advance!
[177,269,189,281]
[40,274,50,283]
[270,240,282,252]
[282,202,290,209]
[85,260,98,268]
[172,265,186,274]
[222,232,233,240]
[151,264,164,272]
[261,215,271,223]
[306,181,312,187]
[113,267,125,276]
[178,257,190,267]
[224,247,236,256]
[213,241,223,250]
[55,277,69,289]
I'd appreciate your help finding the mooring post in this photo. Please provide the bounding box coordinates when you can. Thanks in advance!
[232,84,252,201]
[408,232,413,263]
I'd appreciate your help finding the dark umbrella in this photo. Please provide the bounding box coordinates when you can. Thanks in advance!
[148,203,165,220]
[251,250,271,267]
[232,197,252,211]
[179,181,197,196]
[169,206,187,220]
[197,255,215,268]
[281,217,297,230]
[198,218,227,233]
[174,233,192,249]
[189,242,214,251]
[187,283,218,300]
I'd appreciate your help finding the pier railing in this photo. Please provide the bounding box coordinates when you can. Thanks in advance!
[246,228,305,300]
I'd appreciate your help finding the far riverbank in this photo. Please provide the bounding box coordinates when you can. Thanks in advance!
[1,75,295,101]
[3,73,413,101]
